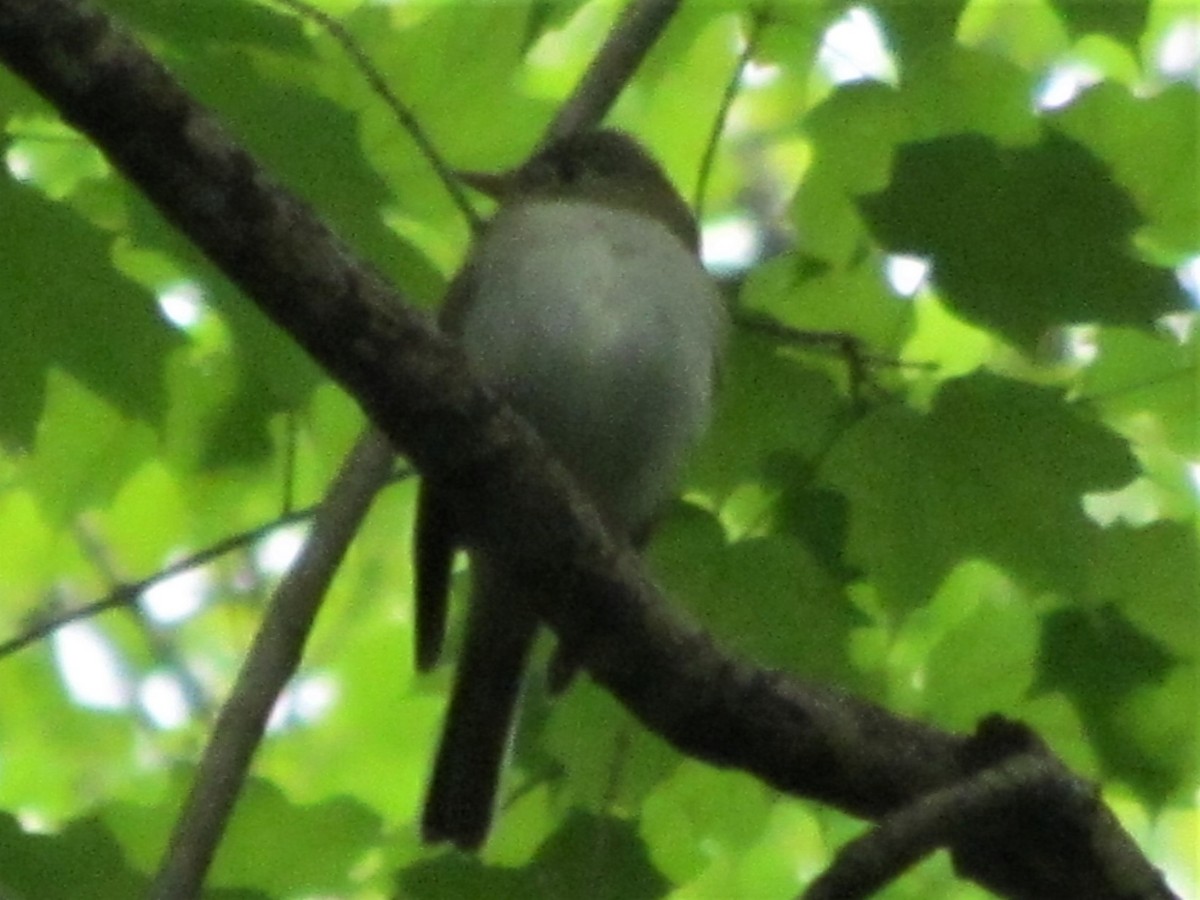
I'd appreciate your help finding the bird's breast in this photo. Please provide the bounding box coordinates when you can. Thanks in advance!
[459,200,724,530]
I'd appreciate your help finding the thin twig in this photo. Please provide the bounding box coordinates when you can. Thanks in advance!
[282,410,298,515]
[737,309,937,366]
[694,5,771,223]
[0,506,314,660]
[150,428,396,899]
[735,309,938,408]
[269,0,481,231]
[71,518,213,716]
[544,0,683,142]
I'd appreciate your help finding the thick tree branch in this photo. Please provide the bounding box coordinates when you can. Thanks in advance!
[805,739,1172,900]
[0,1,1175,898]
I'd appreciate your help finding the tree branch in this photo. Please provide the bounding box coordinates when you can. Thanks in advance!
[544,0,682,142]
[805,740,1172,900]
[0,505,315,660]
[150,428,395,898]
[0,1,1175,898]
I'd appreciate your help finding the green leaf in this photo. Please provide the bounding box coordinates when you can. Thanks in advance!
[210,777,381,895]
[0,646,140,822]
[397,848,536,900]
[1038,606,1169,701]
[1048,0,1151,46]
[887,559,1031,717]
[795,81,907,266]
[743,252,914,353]
[820,373,1136,612]
[1086,521,1200,659]
[530,811,668,900]
[641,762,771,884]
[26,370,155,526]
[1078,327,1198,454]
[899,45,1041,145]
[255,547,435,827]
[860,130,1190,349]
[1051,82,1200,258]
[0,181,180,451]
[923,568,1041,729]
[103,0,310,53]
[542,680,678,822]
[108,27,447,465]
[957,0,1072,70]
[1035,603,1195,803]
[689,332,848,503]
[0,813,149,900]
[872,0,969,60]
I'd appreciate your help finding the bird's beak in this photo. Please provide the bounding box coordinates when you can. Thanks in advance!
[455,168,518,202]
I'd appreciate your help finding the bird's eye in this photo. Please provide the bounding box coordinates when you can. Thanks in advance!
[555,152,585,185]
[554,157,578,183]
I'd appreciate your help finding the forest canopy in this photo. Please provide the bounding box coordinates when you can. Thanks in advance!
[0,1,1196,898]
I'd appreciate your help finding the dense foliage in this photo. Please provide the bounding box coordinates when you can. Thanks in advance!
[0,0,1195,897]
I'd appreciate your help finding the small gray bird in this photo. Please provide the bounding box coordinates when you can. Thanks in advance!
[415,129,726,850]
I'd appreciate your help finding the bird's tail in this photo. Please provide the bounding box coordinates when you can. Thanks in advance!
[421,562,538,850]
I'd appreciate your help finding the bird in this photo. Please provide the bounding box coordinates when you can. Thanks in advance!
[414,128,726,850]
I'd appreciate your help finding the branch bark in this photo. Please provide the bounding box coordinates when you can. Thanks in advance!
[0,1,1176,899]
[151,429,395,898]
[544,0,682,141]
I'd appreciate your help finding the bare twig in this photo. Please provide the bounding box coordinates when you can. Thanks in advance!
[735,309,927,368]
[544,0,682,142]
[150,428,395,899]
[72,518,213,716]
[0,506,314,660]
[694,6,770,223]
[735,308,937,404]
[269,0,481,231]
